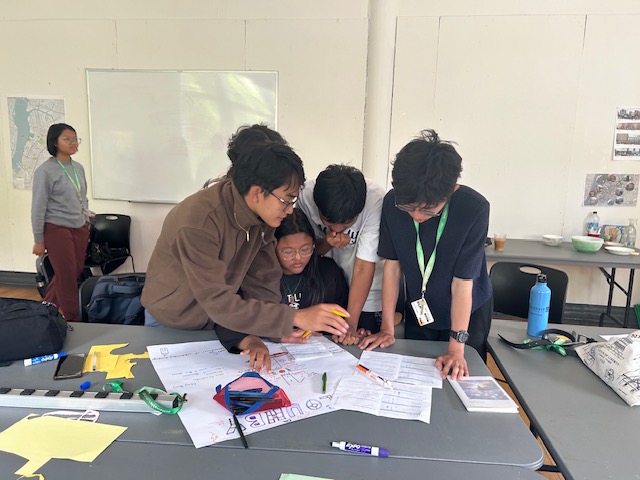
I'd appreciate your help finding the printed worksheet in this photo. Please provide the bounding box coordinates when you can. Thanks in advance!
[147,336,357,448]
[330,350,441,423]
[331,376,433,423]
[284,338,332,360]
[358,350,443,388]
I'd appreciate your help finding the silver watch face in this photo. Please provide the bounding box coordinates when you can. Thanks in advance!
[452,330,469,343]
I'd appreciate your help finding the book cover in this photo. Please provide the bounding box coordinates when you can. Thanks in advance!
[448,376,519,413]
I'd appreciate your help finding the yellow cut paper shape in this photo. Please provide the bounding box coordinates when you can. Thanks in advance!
[82,343,149,379]
[0,414,126,476]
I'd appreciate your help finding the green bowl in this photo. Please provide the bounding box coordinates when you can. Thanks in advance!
[571,235,604,253]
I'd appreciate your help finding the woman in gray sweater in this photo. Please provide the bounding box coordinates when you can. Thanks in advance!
[31,123,90,321]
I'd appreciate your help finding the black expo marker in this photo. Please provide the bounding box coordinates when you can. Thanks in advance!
[331,441,389,457]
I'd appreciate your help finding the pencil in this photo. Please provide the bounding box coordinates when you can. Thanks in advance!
[329,309,348,318]
[92,352,98,372]
[301,330,312,339]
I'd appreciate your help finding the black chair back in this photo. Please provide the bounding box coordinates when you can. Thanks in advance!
[86,214,135,274]
[490,262,568,324]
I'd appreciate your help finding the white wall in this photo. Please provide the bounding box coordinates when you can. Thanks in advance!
[0,1,369,273]
[2,0,640,307]
[387,7,640,306]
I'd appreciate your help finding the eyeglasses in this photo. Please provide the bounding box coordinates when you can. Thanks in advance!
[269,191,298,211]
[395,202,443,218]
[60,137,81,145]
[278,245,314,261]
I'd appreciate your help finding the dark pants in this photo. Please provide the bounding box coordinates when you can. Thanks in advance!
[44,223,89,322]
[358,311,383,334]
[404,297,493,362]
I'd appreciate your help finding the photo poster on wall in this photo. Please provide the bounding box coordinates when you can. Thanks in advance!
[87,69,278,204]
[614,107,640,161]
[7,96,65,190]
[583,173,639,207]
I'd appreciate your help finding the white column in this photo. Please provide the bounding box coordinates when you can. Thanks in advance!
[361,0,399,188]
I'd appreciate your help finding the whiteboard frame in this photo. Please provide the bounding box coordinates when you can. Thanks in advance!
[86,69,278,204]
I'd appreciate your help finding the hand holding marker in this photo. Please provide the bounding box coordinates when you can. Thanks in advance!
[302,309,348,338]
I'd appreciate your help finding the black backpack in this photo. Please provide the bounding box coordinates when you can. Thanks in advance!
[0,298,67,363]
[85,274,146,325]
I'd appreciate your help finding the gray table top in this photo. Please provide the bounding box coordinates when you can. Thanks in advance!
[486,238,640,268]
[488,319,639,480]
[0,442,544,480]
[0,323,543,470]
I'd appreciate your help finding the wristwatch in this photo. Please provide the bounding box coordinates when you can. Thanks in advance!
[450,330,470,343]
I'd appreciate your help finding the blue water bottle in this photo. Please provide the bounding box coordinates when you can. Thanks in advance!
[527,274,551,337]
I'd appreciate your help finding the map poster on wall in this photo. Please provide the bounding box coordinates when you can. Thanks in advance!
[7,96,65,190]
[583,173,639,207]
[614,106,640,161]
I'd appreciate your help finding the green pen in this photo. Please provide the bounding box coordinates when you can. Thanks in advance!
[322,372,327,394]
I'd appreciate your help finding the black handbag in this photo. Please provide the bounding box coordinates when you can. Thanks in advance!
[0,298,67,364]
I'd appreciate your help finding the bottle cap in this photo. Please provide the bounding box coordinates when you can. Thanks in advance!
[537,274,547,283]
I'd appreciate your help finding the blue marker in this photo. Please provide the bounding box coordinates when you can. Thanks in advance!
[23,352,67,366]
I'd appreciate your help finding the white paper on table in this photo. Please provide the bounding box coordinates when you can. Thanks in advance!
[331,376,433,423]
[358,350,443,389]
[282,337,332,360]
[147,336,357,448]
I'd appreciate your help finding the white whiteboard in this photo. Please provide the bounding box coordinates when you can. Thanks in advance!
[87,69,277,203]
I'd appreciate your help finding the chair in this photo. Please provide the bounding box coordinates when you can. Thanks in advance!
[490,262,568,324]
[86,214,135,274]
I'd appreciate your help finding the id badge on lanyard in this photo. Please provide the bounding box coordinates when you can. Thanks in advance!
[411,203,449,326]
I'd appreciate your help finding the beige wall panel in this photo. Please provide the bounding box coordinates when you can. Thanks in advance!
[433,15,584,239]
[246,18,368,179]
[2,0,367,21]
[389,16,440,184]
[115,20,246,69]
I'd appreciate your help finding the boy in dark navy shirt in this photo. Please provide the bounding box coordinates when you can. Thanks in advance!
[360,130,492,379]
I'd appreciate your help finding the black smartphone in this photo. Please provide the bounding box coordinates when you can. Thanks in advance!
[53,353,86,380]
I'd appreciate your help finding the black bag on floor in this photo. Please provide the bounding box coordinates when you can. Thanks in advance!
[86,274,146,325]
[0,298,67,363]
[35,254,92,299]
[35,254,55,298]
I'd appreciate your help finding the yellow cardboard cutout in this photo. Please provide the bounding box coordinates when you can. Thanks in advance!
[82,343,149,379]
[0,414,126,475]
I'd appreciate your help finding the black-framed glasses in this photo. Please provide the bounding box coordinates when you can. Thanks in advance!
[269,191,298,211]
[394,202,442,218]
[278,245,315,261]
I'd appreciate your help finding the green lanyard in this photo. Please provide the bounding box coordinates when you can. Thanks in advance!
[56,158,82,203]
[414,202,449,298]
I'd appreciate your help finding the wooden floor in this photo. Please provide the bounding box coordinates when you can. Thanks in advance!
[0,286,563,478]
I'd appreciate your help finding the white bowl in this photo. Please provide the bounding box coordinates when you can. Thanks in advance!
[542,234,563,247]
[571,235,604,253]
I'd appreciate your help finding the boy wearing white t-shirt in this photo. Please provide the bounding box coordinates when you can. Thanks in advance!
[297,165,385,345]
